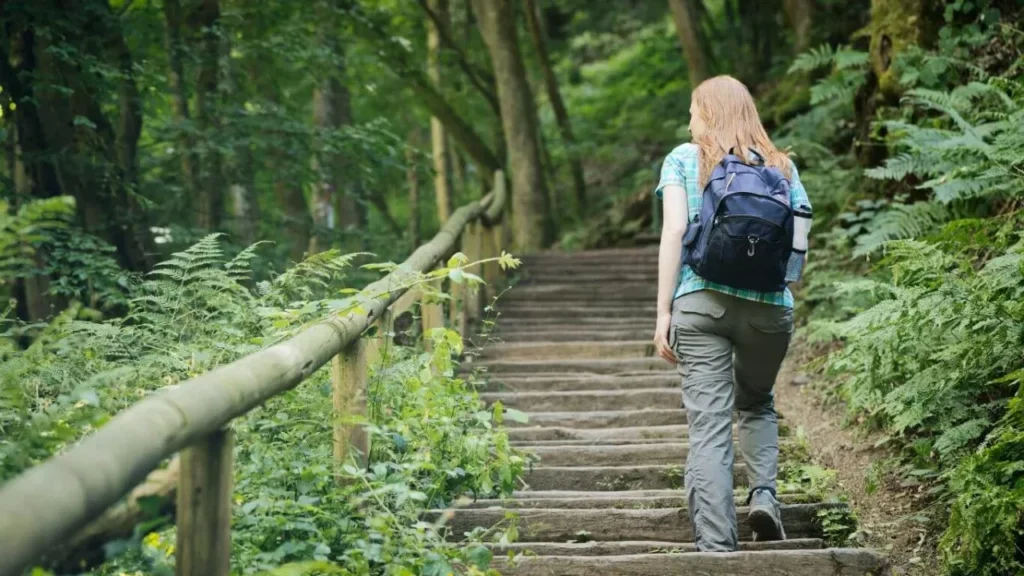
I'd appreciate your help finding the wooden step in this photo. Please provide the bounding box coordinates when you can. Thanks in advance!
[469,490,814,509]
[491,538,824,556]
[474,357,673,376]
[507,424,690,443]
[494,307,657,320]
[478,374,676,393]
[438,503,846,542]
[475,341,654,362]
[483,388,678,411]
[493,549,891,575]
[522,463,747,491]
[508,409,684,430]
[520,442,687,467]
[490,326,654,341]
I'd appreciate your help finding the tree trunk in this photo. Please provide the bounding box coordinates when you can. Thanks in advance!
[667,0,711,87]
[194,0,224,231]
[472,0,553,251]
[276,179,311,264]
[222,34,259,246]
[523,0,585,216]
[854,0,942,165]
[782,0,814,53]
[3,0,152,271]
[406,137,421,250]
[163,0,201,212]
[427,0,453,224]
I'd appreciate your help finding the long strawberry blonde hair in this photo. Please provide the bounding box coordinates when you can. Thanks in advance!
[691,75,791,188]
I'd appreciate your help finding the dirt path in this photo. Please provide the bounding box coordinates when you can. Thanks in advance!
[775,344,942,576]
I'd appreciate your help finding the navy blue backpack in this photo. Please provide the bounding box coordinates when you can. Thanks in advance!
[681,151,794,292]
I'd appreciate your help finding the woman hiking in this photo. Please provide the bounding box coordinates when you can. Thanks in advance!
[652,75,813,552]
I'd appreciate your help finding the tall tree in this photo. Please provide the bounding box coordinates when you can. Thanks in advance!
[354,4,502,180]
[310,0,362,254]
[472,0,553,250]
[523,0,586,216]
[0,0,153,274]
[194,0,225,230]
[783,0,814,53]
[406,132,422,249]
[668,0,711,87]
[162,0,201,215]
[427,0,453,224]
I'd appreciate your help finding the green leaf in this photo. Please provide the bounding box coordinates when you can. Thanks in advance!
[504,408,529,424]
[466,544,493,569]
[447,252,469,268]
[73,115,97,129]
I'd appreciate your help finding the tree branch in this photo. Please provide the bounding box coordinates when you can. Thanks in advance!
[414,0,501,120]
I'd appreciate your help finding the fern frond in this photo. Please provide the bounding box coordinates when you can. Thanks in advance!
[853,203,957,256]
[226,241,271,283]
[788,44,837,73]
[834,48,869,71]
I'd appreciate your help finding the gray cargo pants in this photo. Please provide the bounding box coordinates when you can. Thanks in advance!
[669,290,793,552]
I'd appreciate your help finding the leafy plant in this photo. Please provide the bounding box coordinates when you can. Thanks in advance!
[2,235,524,574]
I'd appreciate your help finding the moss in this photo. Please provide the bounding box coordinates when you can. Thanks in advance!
[868,0,943,97]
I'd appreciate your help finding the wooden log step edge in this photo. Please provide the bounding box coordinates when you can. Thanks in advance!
[494,550,891,576]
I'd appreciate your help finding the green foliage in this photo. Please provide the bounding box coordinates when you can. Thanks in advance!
[1,236,523,574]
[792,11,1024,575]
[941,389,1024,576]
[0,197,75,285]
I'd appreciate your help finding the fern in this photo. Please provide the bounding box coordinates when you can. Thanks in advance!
[788,44,838,73]
[853,202,960,257]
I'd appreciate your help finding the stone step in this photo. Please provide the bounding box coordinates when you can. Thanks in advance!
[488,330,652,343]
[507,424,690,443]
[491,539,824,556]
[521,442,687,466]
[494,317,655,330]
[469,490,814,509]
[498,300,657,310]
[517,274,658,285]
[508,409,684,429]
[439,503,844,543]
[483,388,677,411]
[501,292,657,304]
[522,463,746,491]
[495,307,657,320]
[519,268,658,279]
[476,342,654,362]
[521,248,658,260]
[475,357,673,376]
[479,374,677,393]
[494,549,891,576]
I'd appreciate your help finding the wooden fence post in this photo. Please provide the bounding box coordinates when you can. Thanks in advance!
[481,221,503,303]
[332,340,368,480]
[460,222,484,338]
[176,429,234,576]
[421,277,444,351]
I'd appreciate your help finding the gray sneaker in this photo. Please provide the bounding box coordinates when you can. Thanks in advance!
[748,488,786,541]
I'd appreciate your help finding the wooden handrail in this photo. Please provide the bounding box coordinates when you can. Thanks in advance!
[0,171,508,576]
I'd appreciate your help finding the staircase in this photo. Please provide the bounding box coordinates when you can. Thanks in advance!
[452,247,891,575]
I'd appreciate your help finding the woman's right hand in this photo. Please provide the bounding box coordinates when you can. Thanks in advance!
[654,312,676,364]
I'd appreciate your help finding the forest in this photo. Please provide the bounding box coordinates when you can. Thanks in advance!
[1,0,1023,575]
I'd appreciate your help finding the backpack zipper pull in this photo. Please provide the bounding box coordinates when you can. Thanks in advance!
[747,236,759,256]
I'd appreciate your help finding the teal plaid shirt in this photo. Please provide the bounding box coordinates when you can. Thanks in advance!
[655,143,812,308]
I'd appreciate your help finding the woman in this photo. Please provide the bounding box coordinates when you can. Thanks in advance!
[652,75,812,552]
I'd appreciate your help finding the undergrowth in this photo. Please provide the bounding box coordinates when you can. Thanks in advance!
[1,235,525,575]
[783,5,1024,574]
